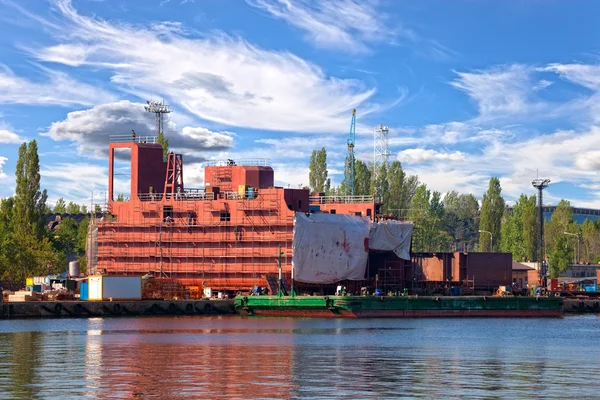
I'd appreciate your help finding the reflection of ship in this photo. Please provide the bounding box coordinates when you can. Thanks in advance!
[87,135,381,292]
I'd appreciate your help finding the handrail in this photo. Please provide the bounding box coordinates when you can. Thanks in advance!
[203,159,270,167]
[109,135,158,144]
[309,195,375,204]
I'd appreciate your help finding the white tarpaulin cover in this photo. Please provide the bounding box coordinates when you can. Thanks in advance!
[292,213,370,284]
[368,221,413,260]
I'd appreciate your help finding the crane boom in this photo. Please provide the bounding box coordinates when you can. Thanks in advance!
[345,109,356,196]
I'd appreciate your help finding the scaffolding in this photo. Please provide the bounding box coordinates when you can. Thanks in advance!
[94,188,293,292]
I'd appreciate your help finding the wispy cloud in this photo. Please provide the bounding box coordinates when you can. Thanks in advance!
[0,64,116,107]
[246,0,400,52]
[25,0,376,133]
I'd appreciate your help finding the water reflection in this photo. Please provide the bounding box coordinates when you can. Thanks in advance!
[0,316,600,398]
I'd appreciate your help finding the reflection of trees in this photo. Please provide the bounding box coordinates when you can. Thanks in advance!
[4,331,42,399]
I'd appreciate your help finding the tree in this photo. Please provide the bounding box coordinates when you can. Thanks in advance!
[408,184,431,252]
[479,177,505,251]
[581,219,599,263]
[53,198,67,214]
[353,160,371,196]
[157,131,169,160]
[9,140,59,279]
[66,202,81,214]
[308,148,329,193]
[549,235,573,278]
[116,193,125,202]
[444,191,479,251]
[386,161,406,217]
[13,140,48,239]
[500,194,537,261]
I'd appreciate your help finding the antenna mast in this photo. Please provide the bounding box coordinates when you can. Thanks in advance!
[373,124,390,199]
[532,177,551,287]
[345,109,357,196]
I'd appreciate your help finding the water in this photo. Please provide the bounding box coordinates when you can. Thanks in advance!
[0,316,599,399]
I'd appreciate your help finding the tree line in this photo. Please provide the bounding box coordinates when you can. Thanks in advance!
[308,148,600,277]
[0,140,89,280]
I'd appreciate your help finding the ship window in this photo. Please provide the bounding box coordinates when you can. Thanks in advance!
[220,212,230,222]
[298,200,302,209]
[330,209,336,214]
[355,212,361,216]
[163,206,173,221]
[367,209,372,217]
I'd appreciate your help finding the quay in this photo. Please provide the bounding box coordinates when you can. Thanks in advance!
[0,299,235,319]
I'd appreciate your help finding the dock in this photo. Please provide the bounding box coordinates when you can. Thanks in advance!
[0,299,235,319]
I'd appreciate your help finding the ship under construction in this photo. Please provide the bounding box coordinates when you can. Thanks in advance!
[86,135,397,294]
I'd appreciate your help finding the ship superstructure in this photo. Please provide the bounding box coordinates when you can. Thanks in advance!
[87,135,378,291]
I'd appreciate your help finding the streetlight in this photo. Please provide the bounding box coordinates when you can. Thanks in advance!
[479,230,493,252]
[563,232,580,264]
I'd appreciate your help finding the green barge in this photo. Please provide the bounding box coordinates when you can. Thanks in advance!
[235,295,564,318]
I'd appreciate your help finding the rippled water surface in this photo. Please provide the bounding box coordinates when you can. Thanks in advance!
[1,315,599,399]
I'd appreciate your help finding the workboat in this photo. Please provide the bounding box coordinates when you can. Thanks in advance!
[235,294,564,318]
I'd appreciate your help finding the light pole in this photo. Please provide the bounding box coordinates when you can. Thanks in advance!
[563,232,580,264]
[479,230,493,252]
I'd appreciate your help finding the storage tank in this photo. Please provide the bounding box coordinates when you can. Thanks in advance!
[69,260,81,277]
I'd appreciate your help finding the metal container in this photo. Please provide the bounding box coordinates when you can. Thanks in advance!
[80,282,88,301]
[69,260,81,277]
[88,276,142,301]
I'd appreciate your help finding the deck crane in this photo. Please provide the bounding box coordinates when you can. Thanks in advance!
[345,109,357,196]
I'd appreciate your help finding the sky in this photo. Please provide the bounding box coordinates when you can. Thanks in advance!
[1,0,600,208]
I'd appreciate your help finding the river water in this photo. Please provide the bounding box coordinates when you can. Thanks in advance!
[0,315,599,399]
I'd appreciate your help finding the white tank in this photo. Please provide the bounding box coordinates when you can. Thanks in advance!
[69,260,81,277]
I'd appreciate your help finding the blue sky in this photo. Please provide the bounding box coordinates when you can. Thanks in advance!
[1,0,600,208]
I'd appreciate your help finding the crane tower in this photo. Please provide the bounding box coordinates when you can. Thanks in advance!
[345,109,357,196]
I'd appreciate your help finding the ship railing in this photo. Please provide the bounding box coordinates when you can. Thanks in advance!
[109,135,158,144]
[309,195,375,204]
[203,159,270,167]
[137,192,216,201]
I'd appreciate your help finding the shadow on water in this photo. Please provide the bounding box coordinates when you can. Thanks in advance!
[1,315,600,398]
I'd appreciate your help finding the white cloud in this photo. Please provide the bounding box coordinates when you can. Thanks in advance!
[0,156,8,180]
[575,150,600,171]
[28,0,375,133]
[541,63,600,91]
[0,64,116,107]
[450,64,534,117]
[0,129,23,144]
[398,148,466,163]
[246,0,399,52]
[44,101,235,161]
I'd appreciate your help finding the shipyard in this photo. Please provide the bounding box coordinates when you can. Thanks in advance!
[3,1,600,399]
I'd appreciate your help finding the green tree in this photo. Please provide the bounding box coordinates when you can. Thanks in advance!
[548,235,573,278]
[53,198,67,213]
[581,219,599,263]
[444,191,479,251]
[157,131,169,160]
[309,148,329,193]
[499,194,537,261]
[479,177,505,251]
[9,140,59,279]
[353,160,371,196]
[13,140,48,239]
[0,197,15,278]
[408,184,431,252]
[66,201,81,214]
[116,193,125,202]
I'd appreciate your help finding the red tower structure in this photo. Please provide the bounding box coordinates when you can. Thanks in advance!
[88,136,379,292]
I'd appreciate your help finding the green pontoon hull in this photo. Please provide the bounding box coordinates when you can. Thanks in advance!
[235,295,563,318]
